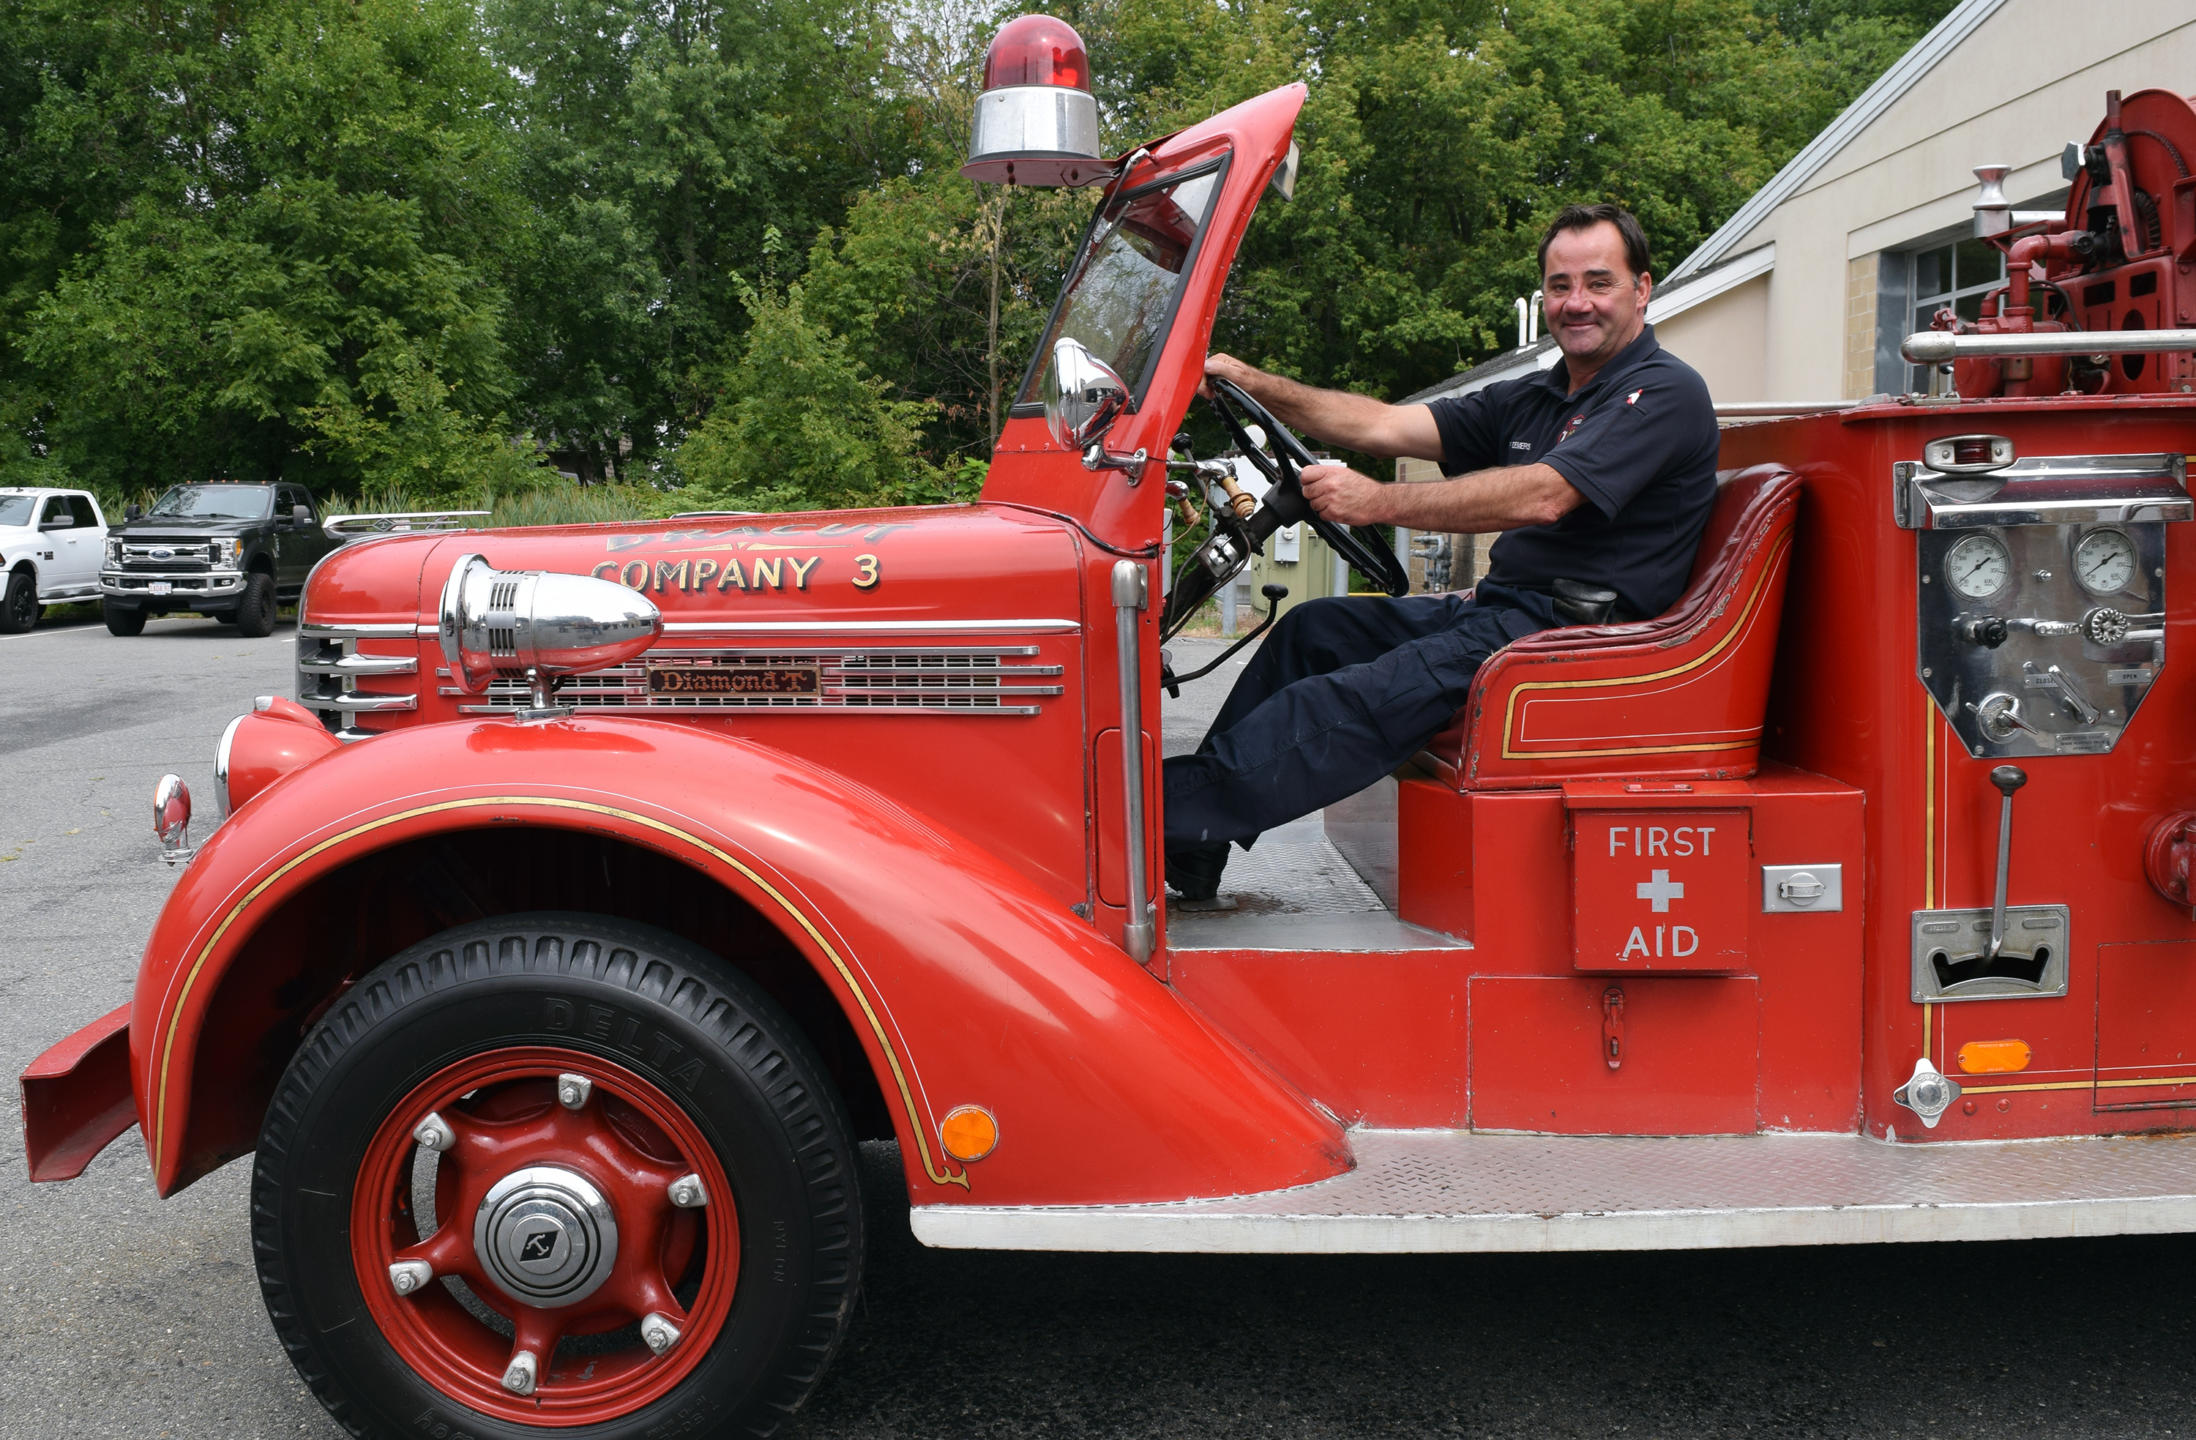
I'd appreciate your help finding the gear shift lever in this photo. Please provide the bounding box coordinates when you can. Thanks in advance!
[1985,765,2026,960]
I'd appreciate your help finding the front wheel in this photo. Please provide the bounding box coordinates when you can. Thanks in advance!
[1,569,39,632]
[234,571,277,636]
[101,599,145,636]
[252,914,865,1439]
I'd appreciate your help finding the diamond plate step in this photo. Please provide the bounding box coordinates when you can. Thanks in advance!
[912,1128,2196,1253]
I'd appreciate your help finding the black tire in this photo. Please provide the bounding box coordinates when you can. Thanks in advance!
[101,599,145,636]
[234,571,277,636]
[251,913,864,1440]
[1,569,38,632]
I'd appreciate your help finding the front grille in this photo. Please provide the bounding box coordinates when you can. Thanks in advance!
[450,647,1065,716]
[120,542,213,571]
[298,622,421,736]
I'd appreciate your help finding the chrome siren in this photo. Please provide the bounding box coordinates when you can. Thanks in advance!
[438,554,662,717]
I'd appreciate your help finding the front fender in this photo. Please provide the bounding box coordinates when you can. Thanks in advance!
[137,716,1345,1203]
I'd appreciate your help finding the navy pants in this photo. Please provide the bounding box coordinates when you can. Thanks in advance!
[1163,581,1557,850]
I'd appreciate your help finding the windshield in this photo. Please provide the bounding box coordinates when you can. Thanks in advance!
[0,495,33,527]
[149,484,272,520]
[1020,159,1227,405]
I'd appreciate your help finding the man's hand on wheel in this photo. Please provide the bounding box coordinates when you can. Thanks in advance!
[1300,463,1391,527]
[1201,352,1254,401]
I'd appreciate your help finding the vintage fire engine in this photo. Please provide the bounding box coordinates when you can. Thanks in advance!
[20,16,2196,1437]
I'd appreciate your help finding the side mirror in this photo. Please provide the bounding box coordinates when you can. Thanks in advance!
[125,503,142,521]
[1045,337,1129,451]
[292,504,311,526]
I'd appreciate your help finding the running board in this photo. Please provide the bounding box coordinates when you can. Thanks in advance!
[911,1129,2196,1253]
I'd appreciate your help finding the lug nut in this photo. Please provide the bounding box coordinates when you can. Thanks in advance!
[388,1260,434,1296]
[640,1313,682,1355]
[412,1112,455,1152]
[666,1173,708,1208]
[556,1073,593,1110]
[502,1350,539,1396]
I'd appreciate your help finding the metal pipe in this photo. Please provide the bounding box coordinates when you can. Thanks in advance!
[1714,401,1856,416]
[1903,328,2196,363]
[1111,560,1154,963]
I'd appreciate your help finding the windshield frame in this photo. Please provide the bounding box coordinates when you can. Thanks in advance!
[0,494,35,528]
[148,484,274,521]
[1012,150,1234,419]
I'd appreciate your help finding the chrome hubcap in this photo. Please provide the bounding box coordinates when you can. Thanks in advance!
[473,1165,619,1308]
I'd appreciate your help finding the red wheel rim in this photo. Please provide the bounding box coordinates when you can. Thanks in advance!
[351,1046,739,1426]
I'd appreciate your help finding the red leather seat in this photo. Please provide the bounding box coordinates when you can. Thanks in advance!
[1418,464,1801,790]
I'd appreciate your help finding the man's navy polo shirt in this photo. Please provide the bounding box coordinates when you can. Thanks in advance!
[1424,324,1718,620]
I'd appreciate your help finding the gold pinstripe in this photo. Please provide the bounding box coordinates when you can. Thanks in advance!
[1962,1075,2196,1095]
[153,795,970,1190]
[1497,529,1793,760]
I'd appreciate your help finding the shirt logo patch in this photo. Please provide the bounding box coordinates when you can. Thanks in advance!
[1558,414,1586,443]
[1509,440,1533,450]
[1625,389,1643,406]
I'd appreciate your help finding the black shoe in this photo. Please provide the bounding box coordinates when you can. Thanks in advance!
[1165,842,1229,901]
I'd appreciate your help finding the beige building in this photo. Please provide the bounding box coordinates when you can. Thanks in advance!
[1395,0,2196,587]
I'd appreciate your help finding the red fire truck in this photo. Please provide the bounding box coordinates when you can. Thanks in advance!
[20,16,2196,1438]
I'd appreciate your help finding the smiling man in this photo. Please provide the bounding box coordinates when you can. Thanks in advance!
[1166,203,1719,901]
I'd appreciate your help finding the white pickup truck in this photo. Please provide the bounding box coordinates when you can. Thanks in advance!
[0,487,109,632]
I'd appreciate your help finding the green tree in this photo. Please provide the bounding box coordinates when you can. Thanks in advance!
[675,267,944,511]
[4,0,538,499]
[486,0,910,482]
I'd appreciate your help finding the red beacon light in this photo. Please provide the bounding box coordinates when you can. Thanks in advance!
[961,15,1105,188]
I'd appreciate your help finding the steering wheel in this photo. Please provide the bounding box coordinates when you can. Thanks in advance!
[1204,377,1412,599]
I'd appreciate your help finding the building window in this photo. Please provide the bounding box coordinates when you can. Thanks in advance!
[1875,234,2014,394]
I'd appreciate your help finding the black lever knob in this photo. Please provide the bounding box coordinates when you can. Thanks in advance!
[1990,765,2028,797]
[1261,583,1288,603]
[1171,432,1194,459]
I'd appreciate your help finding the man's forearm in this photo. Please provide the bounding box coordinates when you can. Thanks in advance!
[1208,355,1440,460]
[1233,371,1404,454]
[1378,463,1583,532]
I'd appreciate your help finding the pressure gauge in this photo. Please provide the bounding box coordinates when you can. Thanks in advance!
[1945,533,2010,599]
[2073,528,2137,596]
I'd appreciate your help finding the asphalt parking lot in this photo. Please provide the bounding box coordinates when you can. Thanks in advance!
[4,612,2194,1438]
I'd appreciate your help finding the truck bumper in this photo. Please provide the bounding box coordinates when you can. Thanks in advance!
[100,570,246,610]
[19,1004,136,1182]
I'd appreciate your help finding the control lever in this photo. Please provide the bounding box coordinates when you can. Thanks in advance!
[1167,583,1289,695]
[1985,765,2027,960]
[2025,661,2098,724]
[1966,692,2048,743]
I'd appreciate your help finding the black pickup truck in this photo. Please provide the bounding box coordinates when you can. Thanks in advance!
[100,481,340,636]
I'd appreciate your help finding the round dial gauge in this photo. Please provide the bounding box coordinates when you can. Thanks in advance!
[2073,528,2137,595]
[1945,533,2010,599]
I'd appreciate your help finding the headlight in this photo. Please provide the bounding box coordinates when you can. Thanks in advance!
[105,537,123,562]
[211,538,243,567]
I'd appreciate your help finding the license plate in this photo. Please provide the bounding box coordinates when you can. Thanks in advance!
[147,582,172,595]
[646,665,820,698]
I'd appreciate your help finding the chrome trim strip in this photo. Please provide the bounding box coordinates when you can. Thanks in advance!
[298,652,418,676]
[301,620,421,638]
[214,714,244,820]
[1111,561,1154,964]
[300,619,419,636]
[320,693,418,713]
[458,702,1045,717]
[660,619,1081,635]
